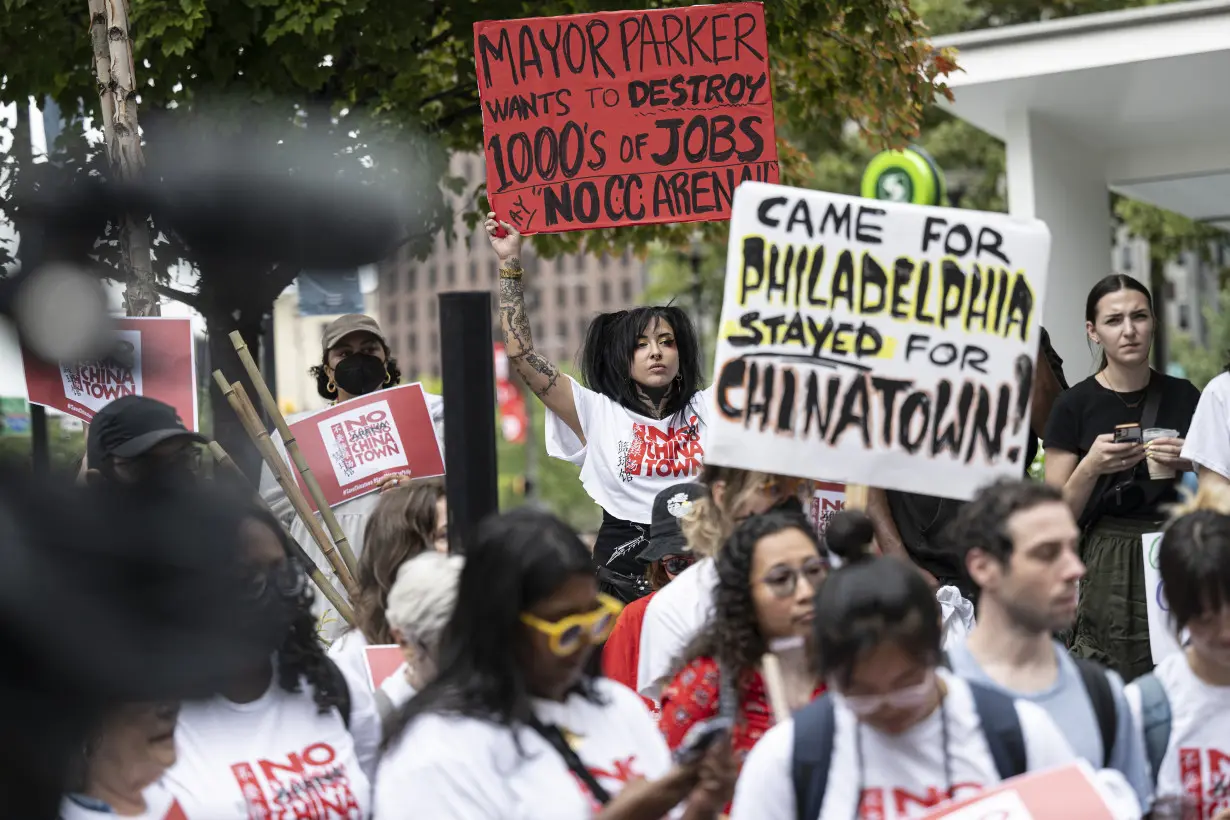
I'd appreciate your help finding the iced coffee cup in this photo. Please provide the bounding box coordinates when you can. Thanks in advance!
[1144,428,1181,480]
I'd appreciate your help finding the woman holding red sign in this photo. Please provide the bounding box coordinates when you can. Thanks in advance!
[485,213,710,605]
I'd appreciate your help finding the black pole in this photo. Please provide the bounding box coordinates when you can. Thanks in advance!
[440,292,498,554]
[31,405,49,472]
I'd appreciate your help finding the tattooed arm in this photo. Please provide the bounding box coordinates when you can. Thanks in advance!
[485,213,583,441]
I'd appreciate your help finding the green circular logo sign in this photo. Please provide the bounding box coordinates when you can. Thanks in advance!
[875,168,914,203]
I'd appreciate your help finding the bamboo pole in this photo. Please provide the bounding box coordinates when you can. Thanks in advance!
[228,331,359,576]
[844,484,869,512]
[208,440,357,626]
[212,370,358,596]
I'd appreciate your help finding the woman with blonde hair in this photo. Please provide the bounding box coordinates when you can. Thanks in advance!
[636,465,814,699]
[328,478,448,688]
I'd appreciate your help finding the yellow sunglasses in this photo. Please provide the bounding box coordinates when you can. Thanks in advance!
[520,594,624,657]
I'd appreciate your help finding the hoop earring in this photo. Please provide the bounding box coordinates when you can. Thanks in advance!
[326,379,336,393]
[675,372,682,382]
[384,369,392,385]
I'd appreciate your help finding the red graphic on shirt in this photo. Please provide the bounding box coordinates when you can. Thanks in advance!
[857,783,983,819]
[164,799,188,820]
[571,755,644,811]
[618,418,703,481]
[229,742,361,819]
[1179,746,1230,819]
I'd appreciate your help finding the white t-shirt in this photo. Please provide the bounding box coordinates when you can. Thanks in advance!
[259,395,445,643]
[636,557,719,698]
[59,782,182,820]
[328,630,371,690]
[380,663,417,711]
[166,674,376,819]
[546,378,711,524]
[1182,371,1230,480]
[373,678,672,819]
[729,671,1078,820]
[1126,651,1230,818]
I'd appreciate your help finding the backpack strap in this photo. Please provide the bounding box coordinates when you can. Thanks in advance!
[791,693,836,820]
[1135,672,1172,785]
[1071,657,1118,767]
[967,680,1027,781]
[324,657,352,731]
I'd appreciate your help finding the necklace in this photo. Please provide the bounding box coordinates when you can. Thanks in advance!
[1099,369,1147,410]
[852,687,952,820]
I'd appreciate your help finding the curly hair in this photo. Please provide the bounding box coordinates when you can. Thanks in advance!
[354,479,445,645]
[309,341,403,401]
[244,505,348,717]
[677,510,822,700]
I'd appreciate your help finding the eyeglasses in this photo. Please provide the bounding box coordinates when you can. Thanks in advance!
[833,671,936,718]
[662,554,696,576]
[759,477,813,503]
[520,594,623,657]
[239,559,307,601]
[757,557,828,598]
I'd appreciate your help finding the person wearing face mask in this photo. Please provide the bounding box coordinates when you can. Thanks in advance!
[729,533,1108,820]
[660,510,828,805]
[602,482,706,714]
[1126,487,1230,820]
[83,396,207,489]
[1044,275,1200,683]
[165,502,380,819]
[259,313,445,642]
[60,703,183,820]
[374,508,735,819]
[328,479,448,690]
[486,215,710,605]
[636,466,814,700]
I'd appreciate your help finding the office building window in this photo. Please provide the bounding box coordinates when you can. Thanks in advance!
[526,285,541,312]
[469,262,478,284]
[621,279,633,301]
[575,254,585,274]
[408,301,417,320]
[430,362,440,379]
[577,318,588,340]
[428,267,438,287]
[599,253,609,271]
[407,334,417,353]
[556,285,566,307]
[557,319,567,340]
[488,259,498,281]
[600,281,611,303]
[446,264,456,286]
[407,268,418,290]
[1179,304,1191,330]
[386,268,399,293]
[386,304,398,325]
[430,334,438,352]
[576,284,587,307]
[429,300,437,319]
[1121,245,1133,272]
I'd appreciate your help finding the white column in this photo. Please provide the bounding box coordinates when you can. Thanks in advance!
[1005,110,1111,383]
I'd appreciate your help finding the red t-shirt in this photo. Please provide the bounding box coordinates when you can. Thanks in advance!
[602,592,658,715]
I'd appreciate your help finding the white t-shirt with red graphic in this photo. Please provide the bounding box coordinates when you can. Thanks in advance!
[1126,651,1230,819]
[165,678,372,819]
[546,378,712,524]
[729,671,1079,820]
[59,782,185,820]
[373,677,672,819]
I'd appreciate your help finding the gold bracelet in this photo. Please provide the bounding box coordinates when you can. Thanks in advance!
[499,268,523,280]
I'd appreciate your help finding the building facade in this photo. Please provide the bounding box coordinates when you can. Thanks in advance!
[375,153,648,380]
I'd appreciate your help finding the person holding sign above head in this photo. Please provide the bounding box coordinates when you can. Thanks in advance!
[485,213,710,605]
[1126,486,1230,820]
[1043,274,1200,684]
[259,313,445,642]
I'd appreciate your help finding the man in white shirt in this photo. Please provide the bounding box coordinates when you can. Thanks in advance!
[945,478,1153,815]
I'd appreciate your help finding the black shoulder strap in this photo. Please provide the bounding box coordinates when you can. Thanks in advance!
[528,715,612,806]
[1136,672,1172,786]
[967,681,1027,781]
[1140,371,1164,431]
[791,694,836,820]
[325,657,352,731]
[1079,371,1165,529]
[1072,658,1117,767]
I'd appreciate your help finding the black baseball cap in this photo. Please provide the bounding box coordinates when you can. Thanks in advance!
[639,482,708,563]
[87,396,206,464]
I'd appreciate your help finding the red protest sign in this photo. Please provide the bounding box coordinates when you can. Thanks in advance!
[290,383,444,510]
[922,763,1116,819]
[474,3,779,234]
[363,645,405,691]
[22,318,198,427]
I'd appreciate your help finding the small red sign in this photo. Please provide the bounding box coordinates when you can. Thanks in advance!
[289,383,445,510]
[364,645,405,691]
[474,3,779,234]
[22,317,197,428]
[922,763,1116,819]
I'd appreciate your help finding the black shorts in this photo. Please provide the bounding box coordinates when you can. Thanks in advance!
[593,512,652,604]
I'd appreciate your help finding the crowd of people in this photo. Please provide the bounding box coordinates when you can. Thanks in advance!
[53,213,1230,820]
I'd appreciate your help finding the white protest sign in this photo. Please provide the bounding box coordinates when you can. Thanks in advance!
[1142,532,1185,664]
[707,182,1051,500]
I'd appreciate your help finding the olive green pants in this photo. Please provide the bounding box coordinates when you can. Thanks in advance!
[1070,516,1160,683]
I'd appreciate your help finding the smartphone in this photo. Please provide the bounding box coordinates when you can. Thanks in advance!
[673,717,733,765]
[1114,423,1143,444]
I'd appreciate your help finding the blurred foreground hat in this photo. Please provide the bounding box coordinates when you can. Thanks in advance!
[639,482,708,563]
[87,395,205,464]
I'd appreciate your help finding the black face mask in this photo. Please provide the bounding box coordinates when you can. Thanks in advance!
[333,353,387,396]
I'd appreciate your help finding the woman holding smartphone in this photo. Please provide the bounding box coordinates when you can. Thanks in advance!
[1044,274,1199,682]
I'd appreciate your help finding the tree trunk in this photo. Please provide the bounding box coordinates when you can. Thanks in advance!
[88,0,158,316]
[204,309,267,480]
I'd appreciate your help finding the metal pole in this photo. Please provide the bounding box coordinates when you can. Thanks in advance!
[31,405,49,472]
[440,292,499,553]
